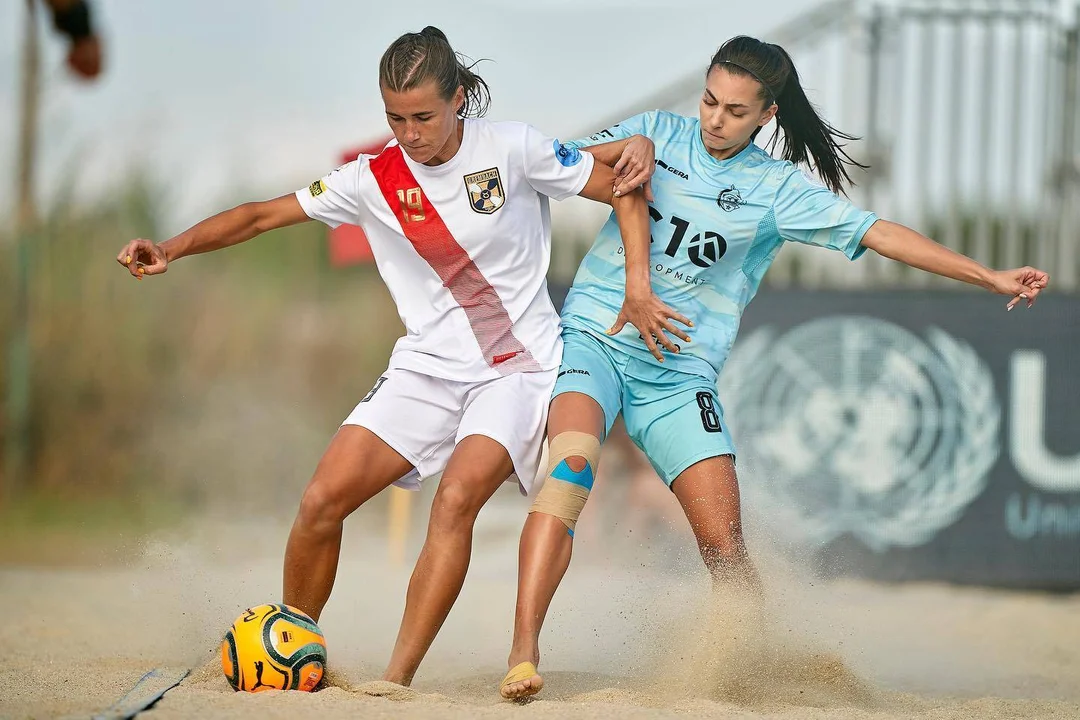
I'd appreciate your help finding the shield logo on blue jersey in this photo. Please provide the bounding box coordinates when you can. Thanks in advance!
[464,167,504,215]
[717,184,744,212]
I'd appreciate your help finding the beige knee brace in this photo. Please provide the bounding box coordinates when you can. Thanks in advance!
[529,431,602,533]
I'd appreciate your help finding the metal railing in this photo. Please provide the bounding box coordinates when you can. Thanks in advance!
[551,0,1080,291]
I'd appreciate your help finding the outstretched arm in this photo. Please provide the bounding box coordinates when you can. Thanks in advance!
[860,220,1050,310]
[116,194,310,278]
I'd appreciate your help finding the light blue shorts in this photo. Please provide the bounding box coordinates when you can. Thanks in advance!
[552,328,736,486]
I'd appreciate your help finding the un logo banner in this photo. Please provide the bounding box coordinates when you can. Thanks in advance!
[717,291,1080,590]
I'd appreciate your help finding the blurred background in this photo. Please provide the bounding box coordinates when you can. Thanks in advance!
[1,0,1078,594]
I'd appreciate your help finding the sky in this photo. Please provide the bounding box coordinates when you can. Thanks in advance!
[0,0,815,233]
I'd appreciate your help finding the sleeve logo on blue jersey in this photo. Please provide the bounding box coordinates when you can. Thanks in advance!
[553,140,582,167]
[717,185,744,212]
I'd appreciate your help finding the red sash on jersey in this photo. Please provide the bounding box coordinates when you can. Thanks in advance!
[369,145,540,373]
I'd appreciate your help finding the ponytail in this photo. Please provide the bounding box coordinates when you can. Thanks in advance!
[710,36,866,195]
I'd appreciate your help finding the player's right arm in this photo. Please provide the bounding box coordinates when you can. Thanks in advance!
[117,161,361,279]
[115,196,309,278]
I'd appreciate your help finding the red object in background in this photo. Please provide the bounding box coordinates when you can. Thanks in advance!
[328,137,393,267]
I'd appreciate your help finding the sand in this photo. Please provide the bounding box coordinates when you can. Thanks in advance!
[2,484,1079,720]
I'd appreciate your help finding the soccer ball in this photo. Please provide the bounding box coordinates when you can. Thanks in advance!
[221,604,327,692]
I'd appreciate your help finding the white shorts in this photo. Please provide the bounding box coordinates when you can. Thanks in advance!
[342,367,558,495]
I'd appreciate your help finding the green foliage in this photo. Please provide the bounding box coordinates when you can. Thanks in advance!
[0,177,404,527]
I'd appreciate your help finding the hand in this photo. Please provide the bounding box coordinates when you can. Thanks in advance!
[67,36,102,79]
[607,289,693,362]
[613,135,655,202]
[985,266,1049,310]
[116,239,168,280]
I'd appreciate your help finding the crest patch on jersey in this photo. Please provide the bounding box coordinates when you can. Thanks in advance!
[553,140,582,167]
[717,184,744,212]
[464,167,504,215]
[309,179,327,197]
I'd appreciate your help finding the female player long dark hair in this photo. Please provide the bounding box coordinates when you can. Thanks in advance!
[500,35,1049,700]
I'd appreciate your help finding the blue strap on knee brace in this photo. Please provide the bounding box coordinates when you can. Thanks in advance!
[550,459,593,538]
[550,459,594,491]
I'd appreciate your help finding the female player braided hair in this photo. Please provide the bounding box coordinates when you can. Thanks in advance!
[115,26,680,687]
[500,35,1049,699]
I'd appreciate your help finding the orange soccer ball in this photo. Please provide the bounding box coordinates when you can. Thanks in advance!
[221,604,327,692]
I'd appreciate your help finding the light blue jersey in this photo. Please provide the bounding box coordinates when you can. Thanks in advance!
[561,111,879,382]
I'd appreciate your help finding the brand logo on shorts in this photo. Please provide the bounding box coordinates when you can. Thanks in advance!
[361,376,387,403]
[721,317,1000,552]
[493,351,521,365]
[464,167,504,215]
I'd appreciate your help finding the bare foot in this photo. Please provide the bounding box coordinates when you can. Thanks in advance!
[500,661,544,700]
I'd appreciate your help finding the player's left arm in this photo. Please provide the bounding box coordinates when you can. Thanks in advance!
[578,162,692,360]
[774,169,1049,311]
[860,220,1049,310]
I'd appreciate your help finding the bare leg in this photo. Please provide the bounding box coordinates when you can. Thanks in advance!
[668,456,767,700]
[381,434,514,686]
[502,392,606,699]
[282,425,414,621]
[670,455,760,592]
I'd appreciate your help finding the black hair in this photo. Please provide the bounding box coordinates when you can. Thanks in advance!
[710,35,867,194]
[379,26,491,118]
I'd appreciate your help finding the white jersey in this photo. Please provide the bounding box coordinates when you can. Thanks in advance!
[296,118,595,381]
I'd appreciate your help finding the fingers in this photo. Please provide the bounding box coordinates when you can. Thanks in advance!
[141,259,167,276]
[1007,287,1032,311]
[644,179,654,203]
[661,305,693,330]
[638,325,681,355]
[612,152,629,179]
[613,170,650,198]
[141,247,168,276]
[659,319,692,344]
[1007,280,1045,310]
[612,146,653,197]
[126,241,148,278]
[653,329,680,355]
[999,266,1050,310]
[637,330,663,362]
[624,168,651,192]
[116,239,139,266]
[1028,272,1048,307]
[607,315,627,336]
[117,239,161,279]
